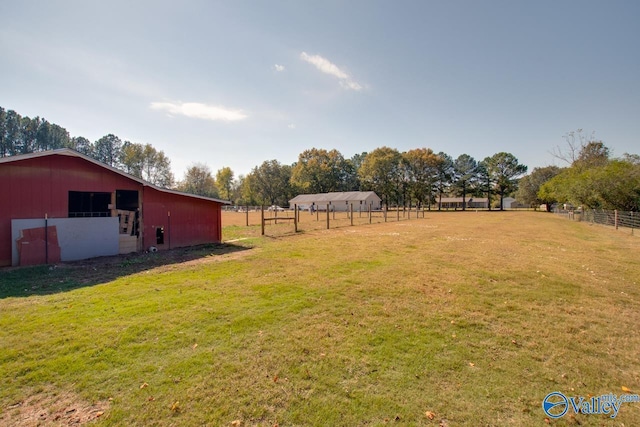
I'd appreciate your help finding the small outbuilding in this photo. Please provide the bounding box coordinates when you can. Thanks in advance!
[0,149,228,267]
[289,191,382,212]
[500,197,522,209]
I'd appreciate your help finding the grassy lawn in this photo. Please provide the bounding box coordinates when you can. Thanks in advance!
[1,211,639,426]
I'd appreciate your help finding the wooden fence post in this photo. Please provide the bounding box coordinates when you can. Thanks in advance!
[294,204,298,232]
[350,203,354,226]
[261,205,265,235]
[245,205,249,226]
[369,204,372,224]
[326,204,330,229]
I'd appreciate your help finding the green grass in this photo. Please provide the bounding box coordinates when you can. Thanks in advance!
[1,212,639,426]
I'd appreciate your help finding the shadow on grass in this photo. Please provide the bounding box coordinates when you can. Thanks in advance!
[0,243,251,299]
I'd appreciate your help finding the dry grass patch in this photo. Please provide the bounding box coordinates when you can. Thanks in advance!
[1,211,639,426]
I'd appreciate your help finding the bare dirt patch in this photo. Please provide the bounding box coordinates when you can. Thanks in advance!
[1,389,109,426]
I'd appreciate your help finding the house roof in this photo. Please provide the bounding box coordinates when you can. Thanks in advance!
[0,148,230,204]
[290,191,381,204]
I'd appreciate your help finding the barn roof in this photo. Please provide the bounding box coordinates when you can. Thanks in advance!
[0,148,230,204]
[290,191,381,204]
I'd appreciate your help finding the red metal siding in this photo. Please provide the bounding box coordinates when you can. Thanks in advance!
[1,153,223,266]
[142,187,222,250]
[0,155,143,266]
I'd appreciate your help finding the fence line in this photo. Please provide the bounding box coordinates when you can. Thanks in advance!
[258,204,425,236]
[554,208,639,234]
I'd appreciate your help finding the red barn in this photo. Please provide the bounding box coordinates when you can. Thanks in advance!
[0,149,228,267]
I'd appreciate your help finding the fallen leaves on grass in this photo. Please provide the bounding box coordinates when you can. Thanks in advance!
[170,401,180,412]
[425,410,436,420]
[622,386,633,393]
[140,382,149,389]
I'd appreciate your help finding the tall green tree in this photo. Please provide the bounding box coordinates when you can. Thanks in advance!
[238,174,258,206]
[403,148,440,208]
[0,107,6,157]
[515,166,562,210]
[359,147,403,205]
[67,136,93,156]
[343,152,367,191]
[94,134,123,167]
[35,118,51,151]
[215,167,234,201]
[574,141,610,170]
[291,148,348,193]
[434,152,453,210]
[248,160,293,206]
[486,152,528,210]
[120,141,145,178]
[142,145,173,187]
[452,154,478,210]
[48,124,70,149]
[177,163,218,198]
[4,110,21,156]
[19,116,38,154]
[475,158,493,210]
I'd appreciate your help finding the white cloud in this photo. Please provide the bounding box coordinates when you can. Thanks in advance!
[288,123,296,129]
[150,101,248,122]
[274,64,285,72]
[300,51,364,91]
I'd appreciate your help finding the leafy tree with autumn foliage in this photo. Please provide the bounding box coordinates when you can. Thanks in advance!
[246,160,293,206]
[176,163,219,198]
[291,148,351,193]
[359,147,403,205]
[215,167,235,201]
[402,148,441,208]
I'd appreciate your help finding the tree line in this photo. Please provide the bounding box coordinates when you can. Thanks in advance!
[233,147,527,210]
[0,106,174,187]
[3,107,637,211]
[0,105,529,209]
[517,130,640,211]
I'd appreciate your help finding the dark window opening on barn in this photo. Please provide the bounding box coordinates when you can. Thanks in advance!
[156,227,164,244]
[116,190,140,236]
[116,190,139,210]
[68,191,111,217]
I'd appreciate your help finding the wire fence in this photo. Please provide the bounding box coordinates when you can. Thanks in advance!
[223,205,430,238]
[554,208,639,235]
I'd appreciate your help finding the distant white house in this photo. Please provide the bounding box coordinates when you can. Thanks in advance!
[289,191,382,212]
[437,197,489,210]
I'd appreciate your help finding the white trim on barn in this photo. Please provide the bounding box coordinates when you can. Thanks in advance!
[289,191,382,212]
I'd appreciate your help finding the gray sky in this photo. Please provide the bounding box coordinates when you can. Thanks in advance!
[1,0,638,179]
